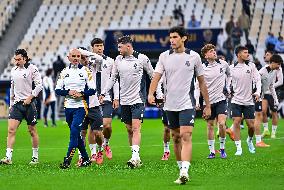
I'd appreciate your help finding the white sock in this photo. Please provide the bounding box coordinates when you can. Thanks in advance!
[272,125,277,134]
[6,148,13,160]
[89,144,97,155]
[103,138,109,146]
[263,122,269,131]
[131,145,140,160]
[177,161,182,170]
[208,140,215,153]
[180,161,190,174]
[255,135,262,143]
[247,136,253,143]
[163,141,170,153]
[32,148,39,159]
[78,150,82,159]
[219,137,226,149]
[97,145,103,152]
[235,140,242,150]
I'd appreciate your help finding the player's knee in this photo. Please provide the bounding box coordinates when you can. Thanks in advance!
[28,127,37,137]
[218,121,226,129]
[180,131,192,142]
[172,132,180,144]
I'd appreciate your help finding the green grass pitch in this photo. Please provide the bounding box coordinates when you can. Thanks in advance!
[0,118,283,190]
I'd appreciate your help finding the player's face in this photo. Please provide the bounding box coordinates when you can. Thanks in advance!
[68,49,81,65]
[92,43,104,55]
[13,54,26,67]
[117,43,129,56]
[169,32,186,49]
[238,50,249,61]
[80,55,89,66]
[270,62,280,70]
[205,49,217,60]
[264,52,273,62]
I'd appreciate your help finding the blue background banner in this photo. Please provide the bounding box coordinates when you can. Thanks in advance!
[104,28,222,53]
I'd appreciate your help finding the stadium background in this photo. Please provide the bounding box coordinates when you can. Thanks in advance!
[0,0,284,119]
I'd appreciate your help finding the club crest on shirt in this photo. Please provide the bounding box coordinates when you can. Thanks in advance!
[133,63,137,69]
[79,73,83,77]
[23,74,26,78]
[220,68,223,73]
[246,70,251,73]
[103,64,107,69]
[65,74,69,78]
[185,61,190,67]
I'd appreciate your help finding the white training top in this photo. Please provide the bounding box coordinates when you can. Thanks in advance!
[10,62,43,106]
[155,49,204,111]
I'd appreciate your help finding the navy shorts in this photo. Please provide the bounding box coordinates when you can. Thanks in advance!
[121,103,144,124]
[101,100,113,118]
[161,109,169,125]
[166,109,195,129]
[9,99,38,125]
[208,100,227,120]
[231,103,255,119]
[263,94,277,112]
[82,107,103,131]
[255,101,262,112]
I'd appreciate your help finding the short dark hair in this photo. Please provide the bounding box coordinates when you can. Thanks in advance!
[15,49,28,58]
[169,26,187,38]
[235,45,248,56]
[265,49,275,55]
[270,54,283,65]
[14,49,30,62]
[117,35,133,44]
[90,38,104,47]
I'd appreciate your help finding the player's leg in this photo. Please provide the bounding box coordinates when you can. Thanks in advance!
[216,100,228,158]
[244,105,256,154]
[121,105,133,146]
[50,101,56,127]
[207,119,216,158]
[0,119,21,164]
[255,101,270,147]
[87,128,97,162]
[262,97,270,137]
[77,115,88,166]
[161,109,171,160]
[43,103,49,127]
[26,100,40,164]
[269,96,278,138]
[102,101,113,159]
[73,108,91,167]
[231,103,243,155]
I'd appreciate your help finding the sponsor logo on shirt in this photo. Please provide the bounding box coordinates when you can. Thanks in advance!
[23,74,27,78]
[103,64,107,69]
[220,68,223,73]
[134,63,138,69]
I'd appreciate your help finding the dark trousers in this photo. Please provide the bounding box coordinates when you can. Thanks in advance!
[65,108,89,160]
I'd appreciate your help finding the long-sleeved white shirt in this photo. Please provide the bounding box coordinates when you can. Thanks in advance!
[10,62,43,106]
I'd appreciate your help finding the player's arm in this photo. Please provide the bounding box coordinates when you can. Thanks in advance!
[194,79,200,110]
[148,55,164,105]
[269,81,279,106]
[55,69,70,96]
[274,67,283,88]
[224,61,231,95]
[100,59,119,103]
[24,65,42,105]
[9,79,14,107]
[195,55,211,119]
[142,55,154,79]
[252,64,261,101]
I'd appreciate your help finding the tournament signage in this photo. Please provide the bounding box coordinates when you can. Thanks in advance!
[104,28,222,53]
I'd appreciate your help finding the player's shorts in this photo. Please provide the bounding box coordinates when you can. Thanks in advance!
[82,106,103,131]
[161,109,169,125]
[166,109,195,129]
[101,100,113,118]
[255,101,262,112]
[231,103,255,119]
[263,94,278,112]
[9,99,38,125]
[207,100,227,120]
[121,103,144,124]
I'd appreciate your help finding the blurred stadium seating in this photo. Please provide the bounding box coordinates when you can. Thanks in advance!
[0,0,283,79]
